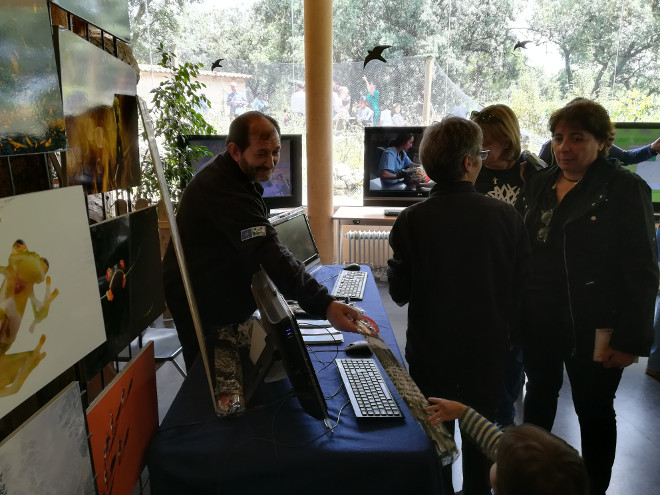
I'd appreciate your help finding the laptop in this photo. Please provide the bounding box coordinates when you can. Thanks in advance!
[270,207,322,275]
[269,208,342,344]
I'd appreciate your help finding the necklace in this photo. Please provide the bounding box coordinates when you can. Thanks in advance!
[561,172,581,183]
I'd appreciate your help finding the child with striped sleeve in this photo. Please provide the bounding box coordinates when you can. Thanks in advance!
[425,398,588,495]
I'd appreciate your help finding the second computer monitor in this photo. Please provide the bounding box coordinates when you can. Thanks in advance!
[183,134,303,209]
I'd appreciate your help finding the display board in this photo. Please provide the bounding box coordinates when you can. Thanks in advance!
[51,0,131,41]
[56,28,140,193]
[0,382,95,494]
[0,187,106,419]
[87,342,158,495]
[85,206,165,379]
[0,0,67,156]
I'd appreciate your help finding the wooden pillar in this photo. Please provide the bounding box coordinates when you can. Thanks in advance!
[304,0,334,264]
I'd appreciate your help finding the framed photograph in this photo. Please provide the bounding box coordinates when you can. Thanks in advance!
[0,0,67,156]
[0,186,106,419]
[0,382,95,494]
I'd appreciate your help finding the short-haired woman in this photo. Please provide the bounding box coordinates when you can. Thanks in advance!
[518,99,658,495]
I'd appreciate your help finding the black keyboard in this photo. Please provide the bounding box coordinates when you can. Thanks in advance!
[330,270,367,301]
[335,358,403,419]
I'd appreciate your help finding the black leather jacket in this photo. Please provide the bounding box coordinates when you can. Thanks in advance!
[519,157,658,356]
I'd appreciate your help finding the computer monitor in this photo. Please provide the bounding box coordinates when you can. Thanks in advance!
[249,267,330,424]
[182,134,303,209]
[363,126,428,206]
[613,122,660,208]
[270,207,321,272]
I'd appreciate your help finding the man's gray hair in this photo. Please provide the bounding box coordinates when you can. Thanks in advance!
[420,117,482,183]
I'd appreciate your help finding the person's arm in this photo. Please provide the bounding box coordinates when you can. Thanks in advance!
[362,75,375,96]
[425,398,502,461]
[608,141,659,165]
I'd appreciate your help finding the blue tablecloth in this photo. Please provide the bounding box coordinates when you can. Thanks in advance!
[146,265,444,494]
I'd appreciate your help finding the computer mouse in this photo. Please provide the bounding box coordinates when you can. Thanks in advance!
[343,263,360,271]
[345,340,373,357]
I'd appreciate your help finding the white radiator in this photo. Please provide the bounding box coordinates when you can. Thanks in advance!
[345,230,392,268]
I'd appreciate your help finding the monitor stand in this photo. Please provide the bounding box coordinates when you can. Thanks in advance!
[242,334,281,406]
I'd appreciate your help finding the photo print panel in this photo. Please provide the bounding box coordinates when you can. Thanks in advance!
[85,206,165,379]
[0,186,106,419]
[0,382,95,494]
[51,0,131,42]
[0,0,67,156]
[87,342,158,495]
[56,28,140,193]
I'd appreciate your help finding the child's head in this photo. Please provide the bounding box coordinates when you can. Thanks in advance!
[492,424,589,495]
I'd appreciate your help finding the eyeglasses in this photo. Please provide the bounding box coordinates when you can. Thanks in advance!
[536,209,554,243]
[478,150,490,160]
[470,110,503,125]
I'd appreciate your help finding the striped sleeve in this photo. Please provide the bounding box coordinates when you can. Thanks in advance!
[458,407,502,461]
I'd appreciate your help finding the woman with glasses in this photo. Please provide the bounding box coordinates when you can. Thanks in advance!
[518,99,658,495]
[470,104,547,207]
[470,104,547,429]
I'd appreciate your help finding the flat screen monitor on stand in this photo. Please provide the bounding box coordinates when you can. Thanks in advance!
[182,134,303,209]
[613,122,660,213]
[247,267,331,427]
[362,126,428,207]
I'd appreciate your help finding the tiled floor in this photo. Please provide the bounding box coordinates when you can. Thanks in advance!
[375,279,660,495]
[143,279,660,494]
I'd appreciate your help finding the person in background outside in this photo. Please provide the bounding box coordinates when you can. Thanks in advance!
[251,93,269,112]
[387,117,530,495]
[332,79,342,117]
[357,96,374,126]
[518,99,658,495]
[379,108,393,126]
[362,76,380,126]
[290,81,306,115]
[226,82,246,121]
[469,104,547,428]
[162,111,362,368]
[392,102,406,126]
[425,398,589,495]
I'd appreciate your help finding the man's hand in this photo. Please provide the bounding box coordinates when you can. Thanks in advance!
[650,136,660,154]
[325,301,361,333]
[425,398,467,425]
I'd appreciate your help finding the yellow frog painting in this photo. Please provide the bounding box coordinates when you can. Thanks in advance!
[0,239,59,397]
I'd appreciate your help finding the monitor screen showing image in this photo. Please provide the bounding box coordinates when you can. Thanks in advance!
[363,126,429,206]
[270,207,321,271]
[183,134,303,209]
[613,122,660,205]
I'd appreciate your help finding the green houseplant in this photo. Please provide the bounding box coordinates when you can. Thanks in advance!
[136,43,215,210]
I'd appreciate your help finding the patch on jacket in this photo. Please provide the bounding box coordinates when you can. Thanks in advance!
[240,226,266,241]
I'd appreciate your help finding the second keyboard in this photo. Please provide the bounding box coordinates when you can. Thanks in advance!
[330,269,367,300]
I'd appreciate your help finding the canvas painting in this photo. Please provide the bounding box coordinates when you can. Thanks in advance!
[56,28,140,193]
[51,0,131,42]
[0,0,67,156]
[87,342,158,495]
[0,186,106,419]
[0,382,95,494]
[85,206,165,379]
